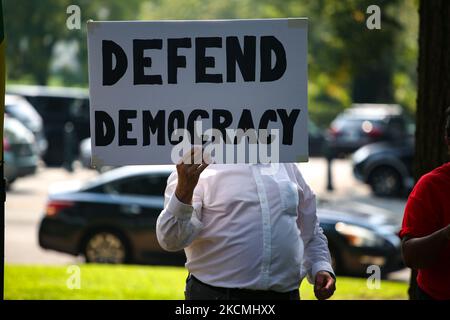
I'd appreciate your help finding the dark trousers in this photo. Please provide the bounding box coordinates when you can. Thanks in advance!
[185,274,300,300]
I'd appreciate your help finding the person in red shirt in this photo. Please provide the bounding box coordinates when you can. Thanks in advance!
[399,107,450,300]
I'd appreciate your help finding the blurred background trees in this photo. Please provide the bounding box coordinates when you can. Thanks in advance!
[3,0,419,128]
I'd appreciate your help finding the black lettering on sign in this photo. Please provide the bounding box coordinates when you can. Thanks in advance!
[102,36,289,86]
[260,36,287,82]
[95,108,302,147]
[95,111,115,146]
[187,109,209,144]
[277,109,300,145]
[226,36,256,82]
[118,109,138,146]
[102,40,128,86]
[236,109,255,144]
[167,110,185,145]
[259,109,277,144]
[133,39,163,85]
[142,110,165,145]
[212,109,233,142]
[195,37,223,83]
[168,38,192,84]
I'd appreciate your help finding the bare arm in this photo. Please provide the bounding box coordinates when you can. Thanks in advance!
[402,224,450,269]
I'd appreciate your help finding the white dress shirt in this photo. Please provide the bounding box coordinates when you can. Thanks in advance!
[156,163,334,293]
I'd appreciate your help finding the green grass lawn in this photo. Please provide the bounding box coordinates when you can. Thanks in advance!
[4,264,408,300]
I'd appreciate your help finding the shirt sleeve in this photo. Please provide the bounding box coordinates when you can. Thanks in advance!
[291,164,335,284]
[399,175,440,239]
[156,171,204,252]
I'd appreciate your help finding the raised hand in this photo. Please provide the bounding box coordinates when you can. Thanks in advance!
[175,148,209,204]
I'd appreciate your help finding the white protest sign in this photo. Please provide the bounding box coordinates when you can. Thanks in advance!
[87,18,308,165]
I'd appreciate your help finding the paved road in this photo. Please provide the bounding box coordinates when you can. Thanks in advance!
[4,158,411,281]
[5,164,94,265]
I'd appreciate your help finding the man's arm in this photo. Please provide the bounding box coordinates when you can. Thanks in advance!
[402,224,450,269]
[156,160,208,252]
[291,164,335,300]
[298,193,336,300]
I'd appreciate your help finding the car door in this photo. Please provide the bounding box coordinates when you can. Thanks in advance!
[103,173,172,257]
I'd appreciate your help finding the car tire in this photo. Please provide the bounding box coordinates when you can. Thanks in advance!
[83,230,130,264]
[369,166,402,197]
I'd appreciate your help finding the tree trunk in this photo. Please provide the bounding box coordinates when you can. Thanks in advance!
[410,0,450,300]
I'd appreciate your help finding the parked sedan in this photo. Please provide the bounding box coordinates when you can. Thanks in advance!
[39,165,181,265]
[4,115,39,187]
[318,199,403,276]
[38,165,403,276]
[326,103,413,158]
[352,139,414,197]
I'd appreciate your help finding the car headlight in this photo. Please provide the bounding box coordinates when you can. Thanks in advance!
[352,147,370,164]
[335,222,384,247]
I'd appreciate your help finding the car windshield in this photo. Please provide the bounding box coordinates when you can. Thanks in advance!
[333,118,384,130]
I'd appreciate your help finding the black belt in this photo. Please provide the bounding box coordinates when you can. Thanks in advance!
[187,274,299,300]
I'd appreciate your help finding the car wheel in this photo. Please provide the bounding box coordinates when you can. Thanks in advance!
[369,166,402,197]
[83,231,129,264]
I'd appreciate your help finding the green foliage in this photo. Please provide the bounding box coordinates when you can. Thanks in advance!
[5,264,408,300]
[3,0,142,86]
[4,0,72,84]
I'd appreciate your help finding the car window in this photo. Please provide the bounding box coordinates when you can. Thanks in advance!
[27,96,74,122]
[387,117,406,138]
[104,174,169,197]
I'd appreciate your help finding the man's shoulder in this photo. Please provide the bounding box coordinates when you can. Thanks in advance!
[417,162,450,186]
[432,162,450,180]
[412,162,450,198]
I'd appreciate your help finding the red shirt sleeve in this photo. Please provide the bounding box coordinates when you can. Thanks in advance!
[399,175,441,239]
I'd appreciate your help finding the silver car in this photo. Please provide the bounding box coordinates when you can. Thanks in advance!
[5,94,47,156]
[4,115,39,187]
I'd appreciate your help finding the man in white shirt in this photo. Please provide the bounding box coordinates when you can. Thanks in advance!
[157,160,336,300]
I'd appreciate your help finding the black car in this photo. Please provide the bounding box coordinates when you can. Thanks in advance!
[352,139,414,197]
[7,85,90,166]
[327,103,413,158]
[39,165,403,276]
[318,199,403,276]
